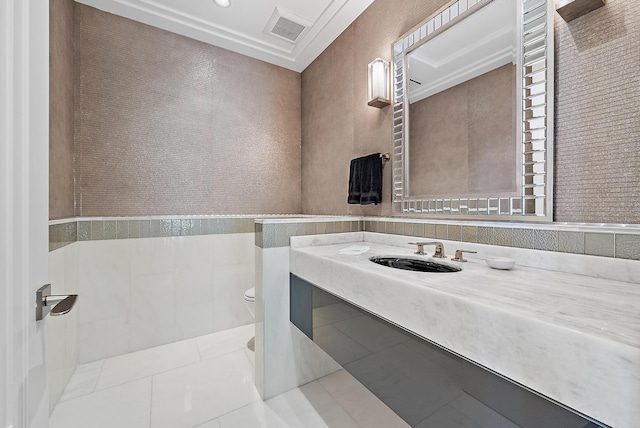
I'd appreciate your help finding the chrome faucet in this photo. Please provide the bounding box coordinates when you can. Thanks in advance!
[409,242,447,258]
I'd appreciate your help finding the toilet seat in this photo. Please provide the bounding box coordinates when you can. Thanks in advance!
[243,287,255,303]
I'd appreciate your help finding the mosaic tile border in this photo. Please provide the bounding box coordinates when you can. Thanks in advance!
[50,217,360,252]
[256,220,362,249]
[49,221,78,251]
[50,216,640,261]
[49,217,255,251]
[362,219,640,261]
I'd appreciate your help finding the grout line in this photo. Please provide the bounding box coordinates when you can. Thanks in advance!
[58,372,148,406]
[149,375,154,428]
[86,329,257,395]
[198,327,256,362]
[412,390,466,428]
[58,359,107,404]
[194,335,204,362]
[90,340,199,391]
[212,401,257,425]
[74,367,168,401]
[313,374,357,425]
[91,359,106,394]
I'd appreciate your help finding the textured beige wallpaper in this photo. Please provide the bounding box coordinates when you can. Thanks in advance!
[302,0,446,217]
[409,64,516,198]
[74,5,301,216]
[554,0,640,223]
[301,27,357,216]
[302,0,640,224]
[49,0,75,219]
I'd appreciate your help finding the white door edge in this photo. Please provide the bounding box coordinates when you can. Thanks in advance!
[1,0,50,427]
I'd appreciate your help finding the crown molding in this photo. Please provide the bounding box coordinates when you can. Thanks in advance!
[75,0,374,72]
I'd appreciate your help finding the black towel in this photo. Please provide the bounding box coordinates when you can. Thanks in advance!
[347,153,383,205]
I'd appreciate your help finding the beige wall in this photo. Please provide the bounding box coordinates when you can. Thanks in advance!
[49,0,75,219]
[409,64,516,198]
[302,0,640,224]
[72,5,301,217]
[50,1,640,222]
[554,1,640,223]
[302,0,444,217]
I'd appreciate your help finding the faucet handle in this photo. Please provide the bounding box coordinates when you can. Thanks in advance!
[452,249,477,262]
[409,242,426,255]
[409,242,446,258]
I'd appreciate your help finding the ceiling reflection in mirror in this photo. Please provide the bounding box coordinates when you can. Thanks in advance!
[392,0,553,220]
[406,0,516,104]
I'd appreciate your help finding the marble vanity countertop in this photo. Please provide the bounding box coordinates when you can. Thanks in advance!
[289,232,640,428]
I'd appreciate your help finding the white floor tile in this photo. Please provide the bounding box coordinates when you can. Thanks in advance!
[196,324,255,360]
[96,337,201,391]
[262,381,359,428]
[403,337,465,379]
[312,303,361,327]
[449,393,520,428]
[52,327,409,428]
[194,418,222,428]
[218,401,291,428]
[151,350,260,428]
[50,377,152,428]
[312,325,371,366]
[59,360,104,402]
[319,369,409,428]
[414,403,481,428]
[344,343,463,426]
[333,315,410,353]
[311,402,360,428]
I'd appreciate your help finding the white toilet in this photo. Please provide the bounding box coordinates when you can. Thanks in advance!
[243,287,255,318]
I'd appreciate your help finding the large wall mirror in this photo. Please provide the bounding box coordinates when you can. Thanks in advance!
[392,0,554,220]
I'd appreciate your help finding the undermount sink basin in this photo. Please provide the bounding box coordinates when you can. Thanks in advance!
[369,256,461,273]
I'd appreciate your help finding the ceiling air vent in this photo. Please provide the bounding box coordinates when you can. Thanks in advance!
[264,8,312,44]
[272,17,305,42]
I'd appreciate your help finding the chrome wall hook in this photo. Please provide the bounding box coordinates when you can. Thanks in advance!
[36,284,78,321]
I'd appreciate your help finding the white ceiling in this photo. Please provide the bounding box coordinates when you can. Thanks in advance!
[74,0,374,72]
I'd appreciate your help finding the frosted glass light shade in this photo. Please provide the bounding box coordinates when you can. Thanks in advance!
[368,58,390,108]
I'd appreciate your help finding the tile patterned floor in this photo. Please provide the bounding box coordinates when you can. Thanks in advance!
[50,324,408,428]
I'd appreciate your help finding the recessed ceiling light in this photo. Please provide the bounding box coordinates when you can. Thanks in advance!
[213,0,231,7]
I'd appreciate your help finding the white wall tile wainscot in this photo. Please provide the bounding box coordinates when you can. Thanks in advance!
[46,233,255,411]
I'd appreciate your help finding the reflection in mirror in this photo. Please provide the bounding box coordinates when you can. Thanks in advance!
[408,0,517,198]
[392,0,554,219]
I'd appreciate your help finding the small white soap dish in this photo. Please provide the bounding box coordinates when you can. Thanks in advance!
[486,257,516,270]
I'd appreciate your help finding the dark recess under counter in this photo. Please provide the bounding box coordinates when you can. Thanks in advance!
[290,274,602,428]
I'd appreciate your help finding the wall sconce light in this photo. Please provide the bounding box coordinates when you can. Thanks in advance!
[555,0,604,22]
[367,58,390,108]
